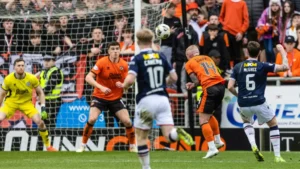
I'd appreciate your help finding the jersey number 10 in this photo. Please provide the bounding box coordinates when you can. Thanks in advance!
[147,66,164,89]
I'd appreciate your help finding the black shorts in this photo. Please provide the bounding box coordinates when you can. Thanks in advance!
[90,97,126,114]
[197,83,225,114]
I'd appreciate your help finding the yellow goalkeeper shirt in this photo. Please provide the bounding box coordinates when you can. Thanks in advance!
[2,72,39,104]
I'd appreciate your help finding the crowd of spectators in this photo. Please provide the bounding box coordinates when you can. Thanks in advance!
[0,0,300,94]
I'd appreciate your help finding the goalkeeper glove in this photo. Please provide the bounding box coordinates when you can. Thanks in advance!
[41,106,48,120]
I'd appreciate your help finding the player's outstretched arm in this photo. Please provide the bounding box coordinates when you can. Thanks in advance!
[116,73,136,90]
[227,79,238,97]
[275,44,290,72]
[85,72,111,94]
[0,88,7,105]
[166,71,177,85]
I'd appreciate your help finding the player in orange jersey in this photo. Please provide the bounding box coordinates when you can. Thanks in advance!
[185,45,225,159]
[76,41,136,152]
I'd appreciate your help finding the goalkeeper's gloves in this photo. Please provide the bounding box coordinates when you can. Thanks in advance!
[41,106,48,120]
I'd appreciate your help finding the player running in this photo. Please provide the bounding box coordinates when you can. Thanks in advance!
[185,45,225,159]
[116,28,194,169]
[228,42,288,162]
[76,41,136,152]
[0,58,57,151]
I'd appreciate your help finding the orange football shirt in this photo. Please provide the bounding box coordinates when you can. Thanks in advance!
[91,56,128,101]
[185,55,224,90]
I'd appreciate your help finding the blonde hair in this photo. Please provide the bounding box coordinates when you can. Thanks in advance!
[186,45,199,58]
[136,28,154,46]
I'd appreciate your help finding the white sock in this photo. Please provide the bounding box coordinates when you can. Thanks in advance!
[243,123,257,148]
[270,125,280,157]
[214,134,221,144]
[208,140,216,150]
[169,128,178,142]
[138,145,150,168]
[81,143,86,147]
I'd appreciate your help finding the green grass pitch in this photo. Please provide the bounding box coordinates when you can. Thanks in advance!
[1,151,299,169]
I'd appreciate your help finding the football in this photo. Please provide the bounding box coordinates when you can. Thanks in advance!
[155,24,171,40]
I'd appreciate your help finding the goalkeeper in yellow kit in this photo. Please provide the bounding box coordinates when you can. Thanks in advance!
[0,58,57,151]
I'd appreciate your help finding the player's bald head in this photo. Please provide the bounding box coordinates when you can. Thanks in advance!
[186,45,200,59]
[136,28,154,46]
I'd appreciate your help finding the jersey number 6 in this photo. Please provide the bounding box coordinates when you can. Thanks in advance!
[246,74,255,91]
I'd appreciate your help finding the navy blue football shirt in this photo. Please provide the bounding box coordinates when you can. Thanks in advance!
[129,48,173,103]
[230,59,275,107]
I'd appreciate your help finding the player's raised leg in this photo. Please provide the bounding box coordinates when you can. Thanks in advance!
[115,108,137,152]
[208,116,224,149]
[266,117,286,162]
[76,106,101,152]
[31,114,57,151]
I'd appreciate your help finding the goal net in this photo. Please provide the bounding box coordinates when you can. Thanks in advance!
[0,0,174,151]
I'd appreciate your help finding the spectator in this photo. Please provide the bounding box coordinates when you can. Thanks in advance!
[208,14,222,30]
[244,0,265,42]
[172,13,198,93]
[286,12,300,41]
[0,18,20,54]
[199,24,229,72]
[187,2,207,42]
[120,27,134,55]
[170,0,186,18]
[24,30,45,53]
[161,2,181,64]
[113,14,127,43]
[281,0,294,44]
[219,0,249,66]
[45,19,61,55]
[40,54,64,128]
[40,0,57,23]
[58,0,73,10]
[257,0,282,63]
[58,15,74,54]
[69,3,92,45]
[201,0,222,19]
[275,35,300,77]
[85,27,107,59]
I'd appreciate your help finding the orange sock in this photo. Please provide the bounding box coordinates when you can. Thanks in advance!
[201,123,214,142]
[126,126,135,144]
[209,116,220,135]
[82,122,94,144]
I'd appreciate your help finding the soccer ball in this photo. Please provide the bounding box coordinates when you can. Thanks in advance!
[155,24,171,40]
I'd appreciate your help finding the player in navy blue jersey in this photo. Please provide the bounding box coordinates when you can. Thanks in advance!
[116,28,194,169]
[228,42,289,163]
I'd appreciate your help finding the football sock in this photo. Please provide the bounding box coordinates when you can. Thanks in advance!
[168,128,178,142]
[243,123,257,148]
[209,116,221,143]
[82,122,94,144]
[138,145,150,169]
[126,126,136,144]
[39,129,50,148]
[201,123,214,149]
[270,125,280,157]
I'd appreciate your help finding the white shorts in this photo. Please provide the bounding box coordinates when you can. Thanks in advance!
[240,102,275,125]
[134,95,174,130]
